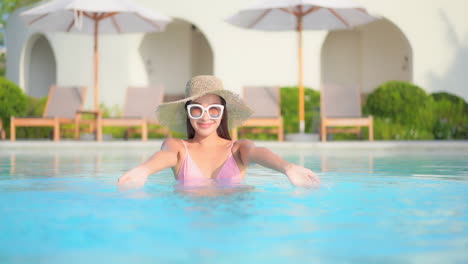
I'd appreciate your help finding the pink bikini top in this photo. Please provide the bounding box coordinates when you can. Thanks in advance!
[177,140,243,185]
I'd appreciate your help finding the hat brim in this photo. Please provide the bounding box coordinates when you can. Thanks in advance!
[156,90,253,134]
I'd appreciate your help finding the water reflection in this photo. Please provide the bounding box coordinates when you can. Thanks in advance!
[174,184,256,197]
[320,153,374,173]
[4,149,467,185]
[9,153,15,175]
[6,151,149,178]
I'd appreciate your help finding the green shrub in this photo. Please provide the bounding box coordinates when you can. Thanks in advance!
[431,92,468,139]
[100,103,123,118]
[238,86,320,140]
[25,96,48,117]
[238,126,279,140]
[0,78,52,139]
[0,53,5,77]
[364,81,434,128]
[169,131,187,139]
[97,103,126,139]
[280,86,320,134]
[331,127,371,141]
[364,81,435,139]
[431,92,468,107]
[0,77,27,130]
[373,117,434,140]
[15,95,52,139]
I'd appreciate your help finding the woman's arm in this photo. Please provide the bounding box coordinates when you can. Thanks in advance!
[238,139,320,187]
[117,138,180,189]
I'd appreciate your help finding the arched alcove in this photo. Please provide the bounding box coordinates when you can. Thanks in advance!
[22,34,57,98]
[139,18,214,97]
[321,18,413,95]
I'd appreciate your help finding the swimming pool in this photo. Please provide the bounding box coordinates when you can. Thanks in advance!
[1,142,467,263]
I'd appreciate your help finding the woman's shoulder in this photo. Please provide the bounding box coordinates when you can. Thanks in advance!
[232,139,256,166]
[232,139,255,151]
[161,138,186,151]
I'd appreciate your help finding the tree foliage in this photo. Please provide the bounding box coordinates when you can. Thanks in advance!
[0,76,27,128]
[1,0,42,24]
[1,0,42,44]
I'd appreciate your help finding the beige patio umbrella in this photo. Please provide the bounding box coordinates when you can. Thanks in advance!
[21,0,172,111]
[226,0,379,134]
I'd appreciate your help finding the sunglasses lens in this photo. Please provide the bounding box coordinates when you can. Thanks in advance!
[187,104,223,119]
[189,106,203,119]
[208,106,223,119]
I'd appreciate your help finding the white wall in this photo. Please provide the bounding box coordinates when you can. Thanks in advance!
[360,19,412,93]
[139,20,192,95]
[132,0,468,100]
[322,30,361,87]
[8,7,134,108]
[134,0,327,93]
[6,0,468,109]
[191,26,214,77]
[322,19,412,94]
[5,6,34,90]
[26,35,56,97]
[359,0,468,99]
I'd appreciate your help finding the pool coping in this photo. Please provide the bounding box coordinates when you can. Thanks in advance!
[1,140,467,151]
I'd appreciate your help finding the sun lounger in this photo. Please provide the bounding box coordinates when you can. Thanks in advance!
[320,83,373,141]
[99,86,169,141]
[10,85,87,141]
[236,86,284,141]
[0,120,5,140]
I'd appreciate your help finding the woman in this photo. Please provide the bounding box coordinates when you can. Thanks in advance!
[118,75,320,189]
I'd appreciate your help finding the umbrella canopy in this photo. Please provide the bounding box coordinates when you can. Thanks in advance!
[21,0,172,110]
[226,0,379,134]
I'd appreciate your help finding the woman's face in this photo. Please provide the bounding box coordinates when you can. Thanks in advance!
[188,94,223,138]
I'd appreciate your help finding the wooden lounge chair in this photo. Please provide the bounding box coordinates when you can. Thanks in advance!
[0,120,6,140]
[236,86,284,141]
[99,86,169,141]
[10,85,87,141]
[320,83,373,141]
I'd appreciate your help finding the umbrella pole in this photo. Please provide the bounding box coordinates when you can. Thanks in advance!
[93,19,103,141]
[94,20,99,111]
[297,16,305,134]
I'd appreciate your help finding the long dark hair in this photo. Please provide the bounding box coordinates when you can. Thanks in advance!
[185,96,231,140]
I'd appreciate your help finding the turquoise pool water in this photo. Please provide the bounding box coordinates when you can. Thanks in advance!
[0,146,467,263]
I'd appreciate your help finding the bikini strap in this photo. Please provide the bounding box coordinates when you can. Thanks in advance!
[228,141,235,156]
[181,140,188,151]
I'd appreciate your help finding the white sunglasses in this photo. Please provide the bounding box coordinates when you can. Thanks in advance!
[186,104,225,120]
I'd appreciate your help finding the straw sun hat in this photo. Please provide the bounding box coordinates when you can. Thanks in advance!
[156,75,253,134]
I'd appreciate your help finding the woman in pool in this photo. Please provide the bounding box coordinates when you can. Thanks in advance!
[118,75,320,189]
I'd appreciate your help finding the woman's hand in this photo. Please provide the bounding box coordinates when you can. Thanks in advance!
[117,166,150,190]
[285,163,321,188]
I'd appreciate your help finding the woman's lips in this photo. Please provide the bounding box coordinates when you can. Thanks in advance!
[197,122,213,129]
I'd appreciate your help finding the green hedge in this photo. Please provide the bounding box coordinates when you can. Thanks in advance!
[372,117,435,140]
[431,92,467,139]
[363,81,435,139]
[363,81,467,140]
[0,53,5,77]
[0,77,27,131]
[15,96,51,139]
[281,86,320,133]
[364,81,435,131]
[0,77,54,139]
[239,86,320,140]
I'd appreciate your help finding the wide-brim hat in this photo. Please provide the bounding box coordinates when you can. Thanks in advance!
[156,75,253,134]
